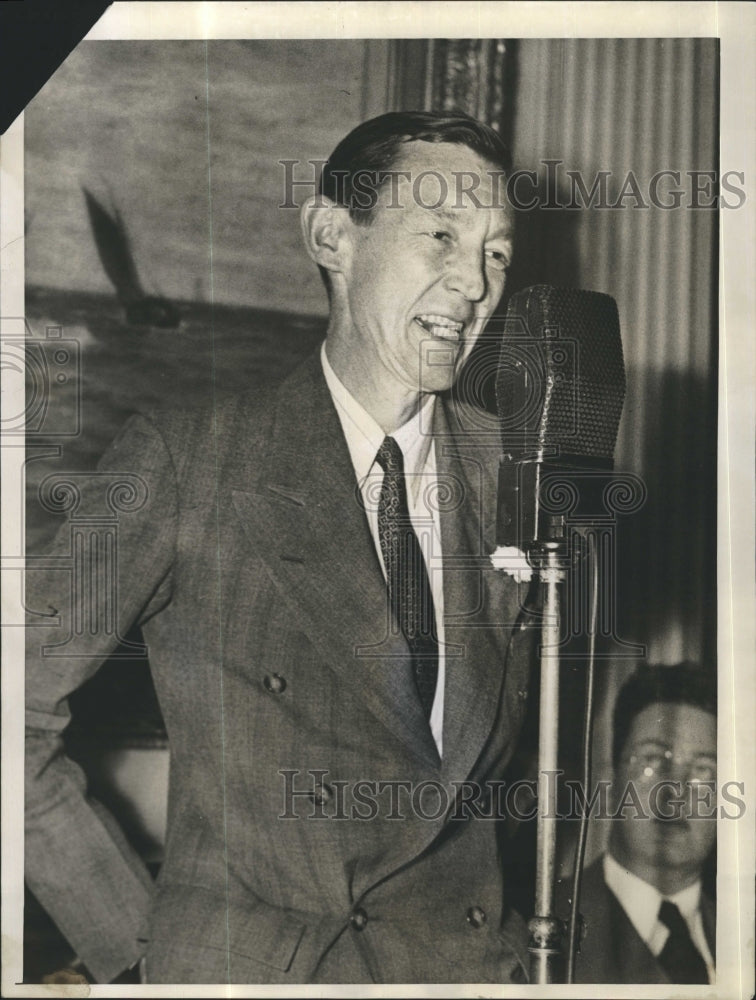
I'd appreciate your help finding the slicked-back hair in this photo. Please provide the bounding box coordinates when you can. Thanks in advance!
[314,110,512,294]
[612,663,717,768]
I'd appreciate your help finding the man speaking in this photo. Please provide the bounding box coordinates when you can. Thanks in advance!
[25,111,536,984]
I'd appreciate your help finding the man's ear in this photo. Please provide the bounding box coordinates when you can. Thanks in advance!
[299,195,350,275]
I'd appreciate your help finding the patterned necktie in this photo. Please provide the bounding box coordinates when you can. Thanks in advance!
[375,436,439,718]
[657,899,709,984]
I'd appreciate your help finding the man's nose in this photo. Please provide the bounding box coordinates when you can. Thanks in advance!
[444,250,487,302]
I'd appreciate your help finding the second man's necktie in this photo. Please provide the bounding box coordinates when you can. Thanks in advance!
[657,899,709,984]
[375,436,439,718]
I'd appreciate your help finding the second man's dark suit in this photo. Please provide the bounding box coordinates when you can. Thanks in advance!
[557,858,716,984]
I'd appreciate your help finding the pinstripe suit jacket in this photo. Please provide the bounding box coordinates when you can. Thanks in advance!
[25,349,537,984]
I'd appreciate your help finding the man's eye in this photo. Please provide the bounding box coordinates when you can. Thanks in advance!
[644,753,668,771]
[485,249,510,271]
[690,761,717,783]
[427,230,451,242]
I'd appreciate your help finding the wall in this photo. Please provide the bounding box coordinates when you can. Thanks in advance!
[25,39,389,314]
[510,37,719,671]
[504,38,719,867]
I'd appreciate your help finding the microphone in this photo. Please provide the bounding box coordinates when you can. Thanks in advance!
[495,285,626,549]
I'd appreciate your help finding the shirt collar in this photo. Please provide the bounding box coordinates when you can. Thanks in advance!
[667,877,702,920]
[320,341,436,484]
[604,852,702,942]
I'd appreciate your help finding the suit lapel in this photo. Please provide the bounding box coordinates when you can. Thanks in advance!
[701,890,716,961]
[611,896,669,984]
[435,397,519,785]
[230,352,440,769]
[231,356,520,779]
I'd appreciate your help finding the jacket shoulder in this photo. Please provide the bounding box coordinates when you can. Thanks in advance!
[555,857,617,983]
[116,385,276,491]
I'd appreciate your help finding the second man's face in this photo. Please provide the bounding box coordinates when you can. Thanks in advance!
[339,140,514,399]
[612,702,717,882]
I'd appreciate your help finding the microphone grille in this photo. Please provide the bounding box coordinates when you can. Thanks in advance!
[495,285,626,461]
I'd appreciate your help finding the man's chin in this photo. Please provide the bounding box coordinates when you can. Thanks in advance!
[647,821,698,862]
[418,356,464,394]
[418,370,458,395]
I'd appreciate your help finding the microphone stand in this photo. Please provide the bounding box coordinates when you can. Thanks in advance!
[527,537,568,984]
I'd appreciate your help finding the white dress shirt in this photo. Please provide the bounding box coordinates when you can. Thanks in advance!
[321,343,446,756]
[603,852,715,983]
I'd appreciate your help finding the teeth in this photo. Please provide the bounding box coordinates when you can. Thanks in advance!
[428,325,459,341]
[416,314,464,341]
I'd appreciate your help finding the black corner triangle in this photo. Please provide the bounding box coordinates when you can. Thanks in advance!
[0,1,111,134]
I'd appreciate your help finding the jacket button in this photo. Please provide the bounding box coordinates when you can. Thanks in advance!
[350,907,368,931]
[263,673,286,694]
[466,905,487,929]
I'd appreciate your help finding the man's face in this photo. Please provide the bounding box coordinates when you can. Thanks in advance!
[611,702,717,887]
[337,140,513,400]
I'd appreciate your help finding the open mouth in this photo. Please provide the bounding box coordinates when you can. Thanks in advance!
[414,314,465,342]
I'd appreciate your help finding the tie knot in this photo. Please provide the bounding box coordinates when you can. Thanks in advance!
[376,436,405,476]
[658,899,688,935]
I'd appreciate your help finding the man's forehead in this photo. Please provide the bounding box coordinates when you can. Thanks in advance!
[376,140,511,227]
[627,701,717,755]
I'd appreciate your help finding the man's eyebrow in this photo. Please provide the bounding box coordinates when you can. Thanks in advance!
[415,205,513,240]
[415,206,459,225]
[632,739,670,750]
[631,739,717,759]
